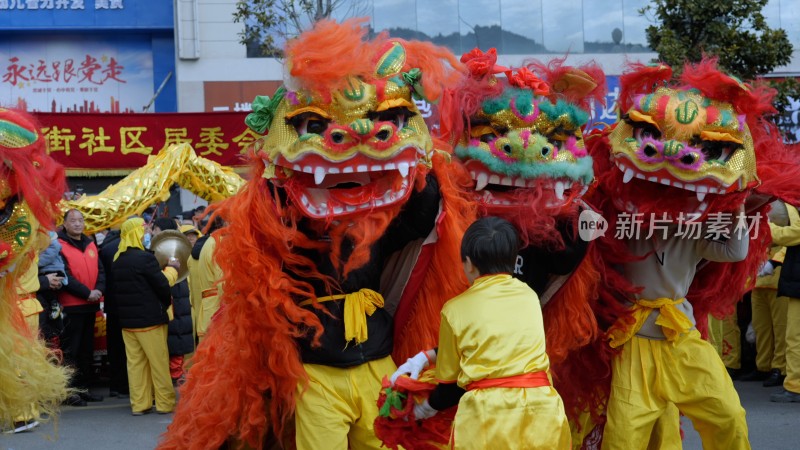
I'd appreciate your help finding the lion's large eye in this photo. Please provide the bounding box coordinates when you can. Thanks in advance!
[369,107,414,129]
[469,124,499,144]
[624,114,662,141]
[700,140,741,163]
[287,112,331,135]
[548,126,575,151]
[632,123,661,141]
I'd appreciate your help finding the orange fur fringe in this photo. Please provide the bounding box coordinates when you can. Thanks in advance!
[392,151,477,362]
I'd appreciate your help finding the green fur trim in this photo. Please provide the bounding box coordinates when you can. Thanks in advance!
[539,100,589,127]
[482,93,511,115]
[455,145,594,183]
[513,89,534,117]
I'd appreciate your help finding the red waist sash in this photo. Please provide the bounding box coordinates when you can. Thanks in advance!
[466,371,550,391]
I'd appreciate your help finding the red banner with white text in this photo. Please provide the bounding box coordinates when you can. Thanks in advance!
[34,112,255,176]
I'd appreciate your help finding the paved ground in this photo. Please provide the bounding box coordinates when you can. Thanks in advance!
[3,380,800,449]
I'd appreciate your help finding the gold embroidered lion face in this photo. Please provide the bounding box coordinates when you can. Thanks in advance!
[609,86,757,213]
[455,87,594,211]
[257,43,433,219]
[0,113,39,275]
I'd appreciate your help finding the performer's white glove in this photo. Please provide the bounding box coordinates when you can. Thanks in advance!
[746,322,756,345]
[758,261,774,277]
[413,399,438,420]
[391,351,432,384]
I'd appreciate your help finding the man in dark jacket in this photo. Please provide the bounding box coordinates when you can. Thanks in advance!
[98,226,129,398]
[113,217,179,415]
[152,218,194,383]
[58,209,105,406]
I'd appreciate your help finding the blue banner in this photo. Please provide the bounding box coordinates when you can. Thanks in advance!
[0,0,173,30]
[589,75,619,130]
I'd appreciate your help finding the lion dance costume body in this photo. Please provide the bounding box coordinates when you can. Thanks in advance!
[160,19,474,450]
[587,59,800,449]
[438,50,634,447]
[0,108,70,428]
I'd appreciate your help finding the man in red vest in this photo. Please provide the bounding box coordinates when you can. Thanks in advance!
[58,208,105,406]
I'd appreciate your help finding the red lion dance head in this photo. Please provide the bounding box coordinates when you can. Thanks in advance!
[0,108,69,428]
[589,58,800,336]
[160,19,472,450]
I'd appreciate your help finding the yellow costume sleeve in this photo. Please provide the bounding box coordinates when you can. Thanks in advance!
[162,266,179,287]
[770,205,800,247]
[434,313,460,384]
[772,246,787,264]
[16,255,40,296]
[196,237,223,339]
[16,257,44,318]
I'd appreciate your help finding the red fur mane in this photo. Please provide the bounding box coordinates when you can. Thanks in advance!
[0,109,65,228]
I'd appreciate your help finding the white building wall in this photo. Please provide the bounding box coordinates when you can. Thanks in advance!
[175,0,284,112]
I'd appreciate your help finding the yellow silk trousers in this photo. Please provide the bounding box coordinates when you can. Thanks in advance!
[751,289,788,373]
[14,305,40,423]
[122,325,175,413]
[453,386,571,450]
[708,313,741,369]
[295,356,396,450]
[197,292,221,342]
[602,330,749,450]
[784,298,800,393]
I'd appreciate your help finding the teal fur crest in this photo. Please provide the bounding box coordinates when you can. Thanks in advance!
[538,100,590,127]
[481,87,534,117]
[455,145,594,184]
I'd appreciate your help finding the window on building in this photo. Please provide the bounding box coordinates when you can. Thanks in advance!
[500,0,545,54]
[542,0,584,53]
[417,0,461,54]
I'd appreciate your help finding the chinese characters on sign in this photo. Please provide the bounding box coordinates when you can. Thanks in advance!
[3,54,125,87]
[0,0,123,10]
[36,112,256,172]
[1,38,153,113]
[589,75,620,129]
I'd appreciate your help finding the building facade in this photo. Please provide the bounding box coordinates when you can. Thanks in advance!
[175,0,799,120]
[0,0,177,113]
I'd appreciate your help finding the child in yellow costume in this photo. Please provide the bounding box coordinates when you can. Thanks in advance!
[413,216,571,449]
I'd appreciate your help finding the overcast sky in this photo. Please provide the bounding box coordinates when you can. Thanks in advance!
[327,0,798,51]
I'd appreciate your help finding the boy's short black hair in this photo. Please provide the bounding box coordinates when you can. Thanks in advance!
[460,216,519,275]
[153,217,178,232]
